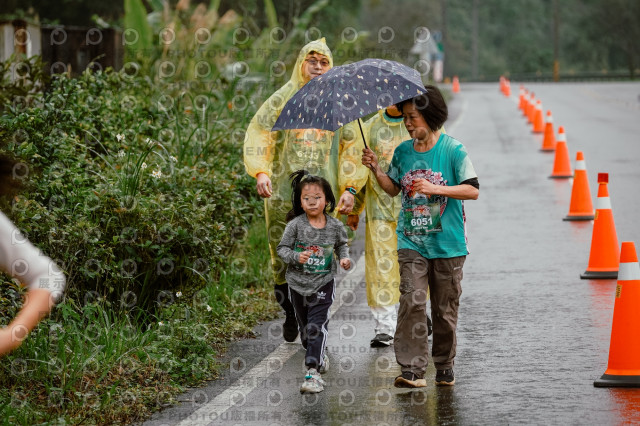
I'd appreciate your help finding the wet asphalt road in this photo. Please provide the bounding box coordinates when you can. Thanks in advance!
[143,82,640,426]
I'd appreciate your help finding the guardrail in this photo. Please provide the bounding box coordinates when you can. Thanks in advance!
[467,71,638,82]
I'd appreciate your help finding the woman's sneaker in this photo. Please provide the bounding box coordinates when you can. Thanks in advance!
[394,371,427,388]
[435,369,455,386]
[300,368,326,394]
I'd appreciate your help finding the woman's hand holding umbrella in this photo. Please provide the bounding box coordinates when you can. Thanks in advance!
[362,147,401,197]
[361,147,379,174]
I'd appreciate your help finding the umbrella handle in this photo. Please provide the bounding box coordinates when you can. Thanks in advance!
[357,118,368,150]
[357,118,379,174]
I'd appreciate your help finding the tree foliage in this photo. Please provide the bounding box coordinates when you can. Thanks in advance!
[2,0,638,80]
[352,0,639,79]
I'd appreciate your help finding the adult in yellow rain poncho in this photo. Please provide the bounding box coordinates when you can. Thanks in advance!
[244,38,367,342]
[347,106,406,347]
[348,106,436,347]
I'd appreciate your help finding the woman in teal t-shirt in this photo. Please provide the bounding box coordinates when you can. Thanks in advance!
[361,84,479,389]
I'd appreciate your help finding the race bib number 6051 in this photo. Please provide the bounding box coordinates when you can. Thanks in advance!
[403,202,442,236]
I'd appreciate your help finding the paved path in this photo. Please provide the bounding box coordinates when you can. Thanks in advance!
[143,82,640,425]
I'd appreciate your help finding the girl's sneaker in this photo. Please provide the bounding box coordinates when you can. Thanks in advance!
[300,368,326,394]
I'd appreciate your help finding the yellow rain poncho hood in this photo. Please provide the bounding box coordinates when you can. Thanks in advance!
[244,39,333,162]
[244,38,367,285]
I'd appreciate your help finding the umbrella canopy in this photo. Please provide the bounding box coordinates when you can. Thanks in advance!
[272,58,426,133]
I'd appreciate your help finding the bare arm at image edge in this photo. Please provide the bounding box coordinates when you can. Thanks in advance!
[0,212,66,356]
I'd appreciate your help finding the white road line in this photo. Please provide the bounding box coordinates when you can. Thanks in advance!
[177,343,299,426]
[176,251,365,426]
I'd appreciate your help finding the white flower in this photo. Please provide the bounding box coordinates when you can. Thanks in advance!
[206,305,212,312]
[116,133,125,142]
[151,169,162,178]
[158,321,164,326]
[141,162,148,169]
[118,150,125,158]
[170,156,177,162]
[176,291,182,297]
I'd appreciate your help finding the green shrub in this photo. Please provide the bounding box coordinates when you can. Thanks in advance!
[0,55,50,113]
[0,60,261,312]
[0,218,279,424]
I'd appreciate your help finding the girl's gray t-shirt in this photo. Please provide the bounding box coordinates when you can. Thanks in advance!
[276,214,349,296]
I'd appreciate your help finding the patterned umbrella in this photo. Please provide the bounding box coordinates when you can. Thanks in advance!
[272,58,426,148]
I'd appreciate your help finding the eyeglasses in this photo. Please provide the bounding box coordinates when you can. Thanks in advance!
[305,58,330,68]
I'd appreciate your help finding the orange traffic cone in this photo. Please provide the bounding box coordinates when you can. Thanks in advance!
[549,127,572,178]
[452,76,460,93]
[594,241,640,387]
[580,173,619,279]
[518,87,526,111]
[504,80,511,97]
[532,100,544,133]
[540,110,556,151]
[522,91,531,117]
[563,151,595,221]
[526,93,535,122]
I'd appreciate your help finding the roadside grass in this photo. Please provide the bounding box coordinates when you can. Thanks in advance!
[0,218,279,425]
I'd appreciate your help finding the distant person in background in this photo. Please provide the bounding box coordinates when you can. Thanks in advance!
[244,38,367,342]
[362,85,479,388]
[0,153,66,357]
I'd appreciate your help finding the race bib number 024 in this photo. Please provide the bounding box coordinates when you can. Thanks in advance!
[403,202,442,236]
[294,242,333,274]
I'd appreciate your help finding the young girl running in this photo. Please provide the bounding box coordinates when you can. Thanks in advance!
[277,170,351,394]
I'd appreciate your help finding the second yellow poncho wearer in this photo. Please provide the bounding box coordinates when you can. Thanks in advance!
[353,109,409,308]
